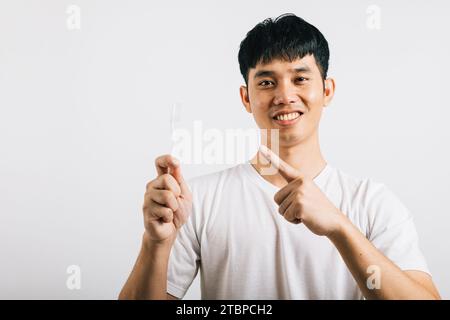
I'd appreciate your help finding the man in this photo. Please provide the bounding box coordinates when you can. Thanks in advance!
[119,14,440,299]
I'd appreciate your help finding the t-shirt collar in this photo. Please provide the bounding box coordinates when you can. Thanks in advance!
[243,159,332,194]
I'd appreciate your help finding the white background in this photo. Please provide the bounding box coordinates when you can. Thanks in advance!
[1,0,449,299]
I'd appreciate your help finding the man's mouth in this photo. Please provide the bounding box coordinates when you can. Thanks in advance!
[272,111,303,126]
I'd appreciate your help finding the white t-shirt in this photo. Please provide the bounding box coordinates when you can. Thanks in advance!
[167,161,430,299]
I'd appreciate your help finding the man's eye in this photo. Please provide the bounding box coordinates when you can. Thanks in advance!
[259,80,274,87]
[296,77,307,83]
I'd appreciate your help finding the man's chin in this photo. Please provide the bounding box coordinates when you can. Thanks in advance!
[278,134,304,147]
[258,125,308,147]
[262,132,305,149]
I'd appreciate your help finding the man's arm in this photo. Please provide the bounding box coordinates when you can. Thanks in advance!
[119,155,192,300]
[119,233,176,300]
[259,146,441,300]
[328,215,441,300]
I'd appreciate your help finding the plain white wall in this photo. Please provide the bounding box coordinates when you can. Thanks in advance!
[1,0,449,299]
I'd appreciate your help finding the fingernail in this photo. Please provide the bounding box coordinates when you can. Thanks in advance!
[259,145,270,157]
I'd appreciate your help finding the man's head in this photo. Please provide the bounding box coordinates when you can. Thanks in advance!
[238,14,335,147]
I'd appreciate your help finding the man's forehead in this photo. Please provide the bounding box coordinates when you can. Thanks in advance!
[250,55,318,77]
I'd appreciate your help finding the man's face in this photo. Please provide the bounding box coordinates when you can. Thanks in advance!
[240,55,335,147]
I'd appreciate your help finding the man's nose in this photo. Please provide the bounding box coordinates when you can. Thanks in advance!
[273,82,300,105]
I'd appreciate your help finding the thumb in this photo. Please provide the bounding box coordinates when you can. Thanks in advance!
[259,145,302,183]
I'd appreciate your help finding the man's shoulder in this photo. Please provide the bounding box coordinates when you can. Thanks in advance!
[333,166,410,220]
[331,166,387,198]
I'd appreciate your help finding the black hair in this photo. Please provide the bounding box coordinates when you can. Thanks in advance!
[238,13,330,85]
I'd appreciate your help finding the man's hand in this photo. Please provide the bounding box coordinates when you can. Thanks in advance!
[142,155,193,243]
[259,145,343,237]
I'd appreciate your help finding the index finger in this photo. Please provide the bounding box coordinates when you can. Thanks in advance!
[259,145,302,182]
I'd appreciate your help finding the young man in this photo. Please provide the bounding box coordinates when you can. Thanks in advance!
[119,14,441,300]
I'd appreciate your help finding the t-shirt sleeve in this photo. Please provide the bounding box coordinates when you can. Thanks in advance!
[166,182,201,299]
[365,183,431,275]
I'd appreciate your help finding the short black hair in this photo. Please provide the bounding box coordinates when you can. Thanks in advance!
[238,13,330,85]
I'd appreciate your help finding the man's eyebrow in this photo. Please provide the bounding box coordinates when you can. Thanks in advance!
[254,70,275,79]
[293,66,312,73]
[253,66,312,79]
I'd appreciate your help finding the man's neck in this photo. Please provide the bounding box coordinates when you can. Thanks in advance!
[251,132,327,188]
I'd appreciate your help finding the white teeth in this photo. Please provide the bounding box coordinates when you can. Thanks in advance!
[275,112,301,121]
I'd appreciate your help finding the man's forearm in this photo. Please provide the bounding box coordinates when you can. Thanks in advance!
[328,214,438,299]
[119,233,173,300]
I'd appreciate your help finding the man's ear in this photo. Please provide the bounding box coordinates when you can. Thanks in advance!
[239,85,252,113]
[323,78,336,107]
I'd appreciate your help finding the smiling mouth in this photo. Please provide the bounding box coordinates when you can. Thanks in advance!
[272,111,303,126]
